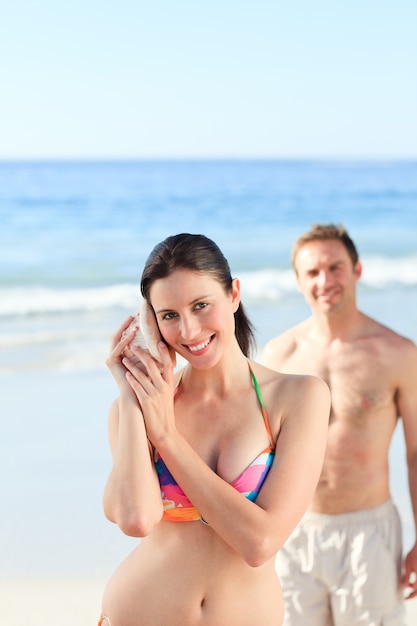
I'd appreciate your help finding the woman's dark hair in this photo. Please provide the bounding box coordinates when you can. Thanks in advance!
[141,233,256,357]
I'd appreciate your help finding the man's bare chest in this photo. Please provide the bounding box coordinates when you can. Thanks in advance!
[285,341,395,420]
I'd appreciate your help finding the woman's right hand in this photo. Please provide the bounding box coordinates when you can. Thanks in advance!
[105,316,138,388]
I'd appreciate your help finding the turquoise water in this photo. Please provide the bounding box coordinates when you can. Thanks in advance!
[1,159,416,373]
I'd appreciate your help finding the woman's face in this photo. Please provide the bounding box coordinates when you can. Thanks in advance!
[150,269,240,368]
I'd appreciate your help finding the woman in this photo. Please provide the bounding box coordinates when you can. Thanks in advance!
[99,233,330,626]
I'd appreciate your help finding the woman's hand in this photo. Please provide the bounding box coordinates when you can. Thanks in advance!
[123,341,176,447]
[105,316,139,388]
[104,325,167,534]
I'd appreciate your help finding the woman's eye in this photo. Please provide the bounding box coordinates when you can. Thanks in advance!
[162,312,177,321]
[194,302,208,311]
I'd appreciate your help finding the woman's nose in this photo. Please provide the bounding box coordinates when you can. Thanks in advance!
[179,315,200,340]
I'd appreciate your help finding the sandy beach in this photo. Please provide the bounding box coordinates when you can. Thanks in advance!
[1,577,416,625]
[0,577,105,626]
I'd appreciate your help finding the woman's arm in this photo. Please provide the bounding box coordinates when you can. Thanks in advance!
[102,317,163,537]
[158,375,329,566]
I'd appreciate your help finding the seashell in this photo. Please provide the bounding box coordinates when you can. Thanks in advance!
[121,301,162,363]
[122,315,148,350]
[122,300,176,367]
[139,298,162,362]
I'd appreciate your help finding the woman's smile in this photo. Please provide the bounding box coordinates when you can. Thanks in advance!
[185,336,214,354]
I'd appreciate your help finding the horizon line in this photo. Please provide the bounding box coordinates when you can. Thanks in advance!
[1,155,417,163]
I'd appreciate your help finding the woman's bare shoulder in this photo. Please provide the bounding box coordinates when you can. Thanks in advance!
[250,362,330,421]
[252,360,327,389]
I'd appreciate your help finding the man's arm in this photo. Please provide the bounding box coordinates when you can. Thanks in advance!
[398,338,417,599]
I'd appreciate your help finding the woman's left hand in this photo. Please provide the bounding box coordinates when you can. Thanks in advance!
[122,341,176,446]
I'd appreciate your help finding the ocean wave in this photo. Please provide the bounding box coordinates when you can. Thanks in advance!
[360,255,417,288]
[0,283,141,317]
[242,254,417,298]
[1,254,416,317]
[232,253,417,301]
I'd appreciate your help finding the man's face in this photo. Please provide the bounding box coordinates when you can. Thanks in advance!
[294,239,361,314]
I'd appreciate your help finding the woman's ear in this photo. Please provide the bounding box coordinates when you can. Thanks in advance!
[231,278,241,313]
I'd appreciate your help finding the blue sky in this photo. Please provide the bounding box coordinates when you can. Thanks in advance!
[2,1,416,159]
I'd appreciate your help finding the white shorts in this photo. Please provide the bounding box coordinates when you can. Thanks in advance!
[276,499,405,625]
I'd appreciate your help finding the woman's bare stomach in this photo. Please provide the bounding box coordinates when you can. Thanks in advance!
[101,523,283,626]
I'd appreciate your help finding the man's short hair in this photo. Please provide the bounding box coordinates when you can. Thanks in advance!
[291,223,359,271]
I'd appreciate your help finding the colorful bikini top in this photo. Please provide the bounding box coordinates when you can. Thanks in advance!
[154,362,275,523]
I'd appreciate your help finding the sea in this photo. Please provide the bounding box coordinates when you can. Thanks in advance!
[1,159,416,579]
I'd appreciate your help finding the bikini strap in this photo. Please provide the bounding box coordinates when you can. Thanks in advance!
[248,361,274,447]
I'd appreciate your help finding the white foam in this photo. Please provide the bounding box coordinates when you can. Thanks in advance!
[0,283,140,317]
[361,254,417,287]
[1,254,417,320]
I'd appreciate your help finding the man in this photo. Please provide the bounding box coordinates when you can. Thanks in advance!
[262,223,417,625]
